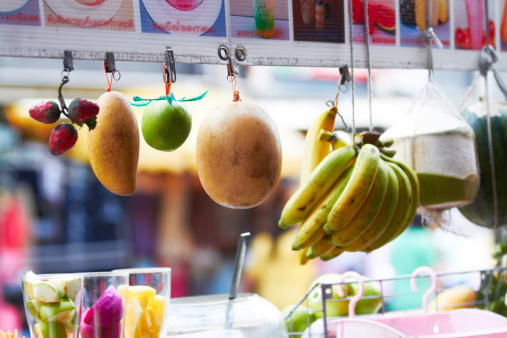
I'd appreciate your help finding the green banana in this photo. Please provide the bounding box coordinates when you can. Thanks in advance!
[324,144,380,234]
[381,154,420,241]
[279,146,356,229]
[306,238,334,259]
[328,159,389,247]
[299,248,310,265]
[364,161,412,253]
[320,247,344,261]
[300,107,338,185]
[343,163,399,252]
[291,164,355,250]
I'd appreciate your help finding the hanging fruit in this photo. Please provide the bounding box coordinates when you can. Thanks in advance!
[88,91,139,196]
[458,101,507,228]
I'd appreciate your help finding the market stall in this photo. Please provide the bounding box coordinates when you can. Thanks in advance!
[1,0,507,337]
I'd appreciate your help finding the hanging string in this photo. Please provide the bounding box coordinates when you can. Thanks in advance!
[103,61,113,92]
[163,62,172,96]
[347,0,356,135]
[482,0,499,229]
[231,74,241,102]
[363,0,373,132]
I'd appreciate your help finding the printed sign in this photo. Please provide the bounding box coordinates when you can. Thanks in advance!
[1,0,507,70]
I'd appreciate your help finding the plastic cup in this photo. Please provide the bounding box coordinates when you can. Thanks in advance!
[79,272,128,338]
[165,0,204,11]
[113,268,171,338]
[253,0,275,38]
[21,273,84,338]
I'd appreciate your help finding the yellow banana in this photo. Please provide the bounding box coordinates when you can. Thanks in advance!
[343,163,399,252]
[381,154,420,241]
[328,159,389,247]
[279,146,356,229]
[291,164,355,250]
[306,237,334,259]
[324,144,380,234]
[364,161,412,253]
[320,247,344,261]
[300,107,338,185]
[299,248,310,265]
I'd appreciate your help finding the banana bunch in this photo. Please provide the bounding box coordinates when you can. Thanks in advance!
[279,127,420,264]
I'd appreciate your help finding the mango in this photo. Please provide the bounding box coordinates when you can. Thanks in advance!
[88,91,139,196]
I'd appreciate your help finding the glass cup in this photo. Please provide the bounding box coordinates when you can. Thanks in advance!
[79,272,128,338]
[253,0,275,38]
[165,0,204,11]
[21,273,84,338]
[113,268,171,338]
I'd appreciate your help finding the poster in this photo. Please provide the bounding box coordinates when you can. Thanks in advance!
[43,0,135,31]
[0,0,40,26]
[399,0,450,48]
[352,0,396,45]
[498,0,506,51]
[292,0,345,43]
[454,0,495,51]
[140,0,226,36]
[230,0,289,40]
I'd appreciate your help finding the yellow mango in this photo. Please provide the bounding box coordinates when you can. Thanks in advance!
[146,295,167,337]
[88,91,139,196]
[123,297,144,338]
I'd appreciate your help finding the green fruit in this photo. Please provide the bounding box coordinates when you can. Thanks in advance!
[459,101,507,228]
[39,297,75,321]
[39,320,67,338]
[307,274,353,319]
[281,305,316,338]
[142,99,192,152]
[351,276,383,315]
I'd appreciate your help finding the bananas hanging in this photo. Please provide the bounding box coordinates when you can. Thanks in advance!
[279,125,420,264]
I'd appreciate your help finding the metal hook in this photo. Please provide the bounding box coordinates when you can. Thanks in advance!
[57,76,70,112]
[105,52,116,73]
[165,47,177,84]
[218,45,238,80]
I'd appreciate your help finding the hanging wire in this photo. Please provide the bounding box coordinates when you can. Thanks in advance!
[483,0,499,229]
[347,0,356,135]
[363,0,373,132]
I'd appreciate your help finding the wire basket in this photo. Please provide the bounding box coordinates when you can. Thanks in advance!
[284,266,507,337]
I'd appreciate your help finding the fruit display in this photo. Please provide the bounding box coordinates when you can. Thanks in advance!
[28,97,99,156]
[22,271,82,338]
[117,285,167,338]
[80,285,124,338]
[88,91,140,196]
[196,100,282,209]
[279,119,420,261]
[458,101,507,228]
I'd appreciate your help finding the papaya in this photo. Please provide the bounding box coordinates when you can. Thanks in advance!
[196,101,282,209]
[88,91,140,196]
[459,101,507,228]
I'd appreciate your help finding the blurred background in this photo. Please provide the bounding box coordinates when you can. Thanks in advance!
[0,57,499,333]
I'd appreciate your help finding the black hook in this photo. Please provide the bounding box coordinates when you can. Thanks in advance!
[165,47,177,84]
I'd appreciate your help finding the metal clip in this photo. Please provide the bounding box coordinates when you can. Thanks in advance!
[165,47,176,84]
[339,65,352,92]
[218,45,238,79]
[63,50,74,72]
[105,52,116,73]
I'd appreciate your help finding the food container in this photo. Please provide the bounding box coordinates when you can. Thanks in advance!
[113,267,171,338]
[382,83,480,210]
[79,272,128,338]
[22,273,83,338]
[166,293,288,337]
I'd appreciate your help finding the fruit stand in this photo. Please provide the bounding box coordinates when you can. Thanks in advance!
[1,0,507,337]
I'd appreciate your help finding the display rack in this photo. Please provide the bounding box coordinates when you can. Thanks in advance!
[285,266,507,337]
